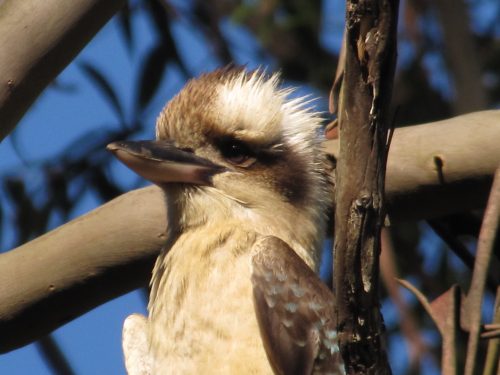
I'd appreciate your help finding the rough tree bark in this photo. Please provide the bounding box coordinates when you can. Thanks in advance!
[334,0,398,373]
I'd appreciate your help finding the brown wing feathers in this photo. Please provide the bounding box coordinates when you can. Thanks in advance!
[251,236,345,375]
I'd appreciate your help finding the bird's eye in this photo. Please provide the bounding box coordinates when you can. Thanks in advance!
[218,138,256,167]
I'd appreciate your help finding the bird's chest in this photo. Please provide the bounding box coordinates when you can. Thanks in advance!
[148,227,273,374]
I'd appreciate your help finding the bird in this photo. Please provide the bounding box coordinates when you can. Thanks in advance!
[107,66,344,375]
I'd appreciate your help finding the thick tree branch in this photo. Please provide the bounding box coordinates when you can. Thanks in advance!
[0,0,125,141]
[0,111,499,353]
[0,187,165,352]
[325,110,500,220]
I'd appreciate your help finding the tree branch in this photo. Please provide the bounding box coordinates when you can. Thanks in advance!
[0,110,499,353]
[333,0,398,372]
[463,168,500,375]
[0,0,125,141]
[325,110,500,220]
[0,186,165,352]
[434,0,488,114]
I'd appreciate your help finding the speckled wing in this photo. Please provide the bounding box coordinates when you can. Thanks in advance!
[251,236,345,375]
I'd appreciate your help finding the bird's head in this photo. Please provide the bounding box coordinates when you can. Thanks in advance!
[108,67,331,266]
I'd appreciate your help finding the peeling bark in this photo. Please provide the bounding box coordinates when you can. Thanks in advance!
[333,0,399,373]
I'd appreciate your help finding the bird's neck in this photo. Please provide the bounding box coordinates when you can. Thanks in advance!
[148,184,326,321]
[163,185,325,270]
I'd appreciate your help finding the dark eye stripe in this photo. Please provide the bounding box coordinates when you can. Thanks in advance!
[216,137,255,165]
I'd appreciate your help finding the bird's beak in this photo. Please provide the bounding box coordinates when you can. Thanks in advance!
[107,140,225,186]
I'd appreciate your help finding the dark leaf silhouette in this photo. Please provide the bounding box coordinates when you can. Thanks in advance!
[36,336,75,375]
[117,2,133,54]
[47,169,72,218]
[4,178,37,244]
[145,0,189,76]
[60,127,131,163]
[89,167,123,202]
[136,43,169,112]
[145,0,174,41]
[79,62,125,123]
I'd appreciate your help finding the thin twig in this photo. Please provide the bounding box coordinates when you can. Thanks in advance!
[427,219,498,292]
[463,168,500,375]
[37,335,75,375]
[380,229,429,369]
[483,287,500,375]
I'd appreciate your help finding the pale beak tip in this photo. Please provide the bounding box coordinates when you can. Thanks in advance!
[106,142,120,153]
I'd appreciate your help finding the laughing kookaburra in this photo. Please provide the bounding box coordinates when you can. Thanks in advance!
[107,67,344,375]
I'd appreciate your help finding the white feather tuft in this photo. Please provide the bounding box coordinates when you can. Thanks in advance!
[215,70,324,149]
